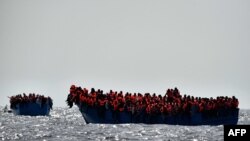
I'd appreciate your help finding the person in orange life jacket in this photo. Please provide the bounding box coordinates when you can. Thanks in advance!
[130,93,136,104]
[206,101,213,111]
[199,102,204,112]
[160,103,165,114]
[153,103,160,114]
[211,101,216,110]
[91,91,97,103]
[173,87,180,98]
[225,98,232,109]
[85,96,90,106]
[176,101,182,113]
[70,90,77,100]
[138,100,146,112]
[124,98,130,112]
[118,98,125,112]
[70,85,76,94]
[149,103,156,114]
[188,97,196,112]
[166,102,172,115]
[80,93,86,103]
[211,100,217,111]
[98,98,106,107]
[112,99,118,111]
[104,97,110,110]
[110,90,116,99]
[232,96,239,109]
[83,88,88,95]
[166,89,174,102]
[137,94,142,102]
[182,100,188,113]
[75,87,83,104]
[171,102,179,115]
[146,104,151,114]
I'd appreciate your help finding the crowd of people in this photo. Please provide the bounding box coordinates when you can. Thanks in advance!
[9,93,53,110]
[66,85,239,116]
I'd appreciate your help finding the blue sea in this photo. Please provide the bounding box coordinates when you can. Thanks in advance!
[0,107,249,141]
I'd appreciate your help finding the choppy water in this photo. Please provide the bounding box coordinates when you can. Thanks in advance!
[0,107,249,141]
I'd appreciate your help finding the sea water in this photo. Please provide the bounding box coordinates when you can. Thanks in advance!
[0,107,249,141]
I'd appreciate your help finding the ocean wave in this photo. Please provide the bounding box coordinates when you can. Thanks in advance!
[0,107,249,141]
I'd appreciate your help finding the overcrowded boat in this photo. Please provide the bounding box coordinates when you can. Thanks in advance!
[9,93,53,116]
[66,85,239,125]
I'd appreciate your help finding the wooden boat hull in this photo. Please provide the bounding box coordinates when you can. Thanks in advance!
[11,102,51,116]
[77,104,239,125]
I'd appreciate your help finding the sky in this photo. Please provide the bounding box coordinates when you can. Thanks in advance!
[0,0,249,109]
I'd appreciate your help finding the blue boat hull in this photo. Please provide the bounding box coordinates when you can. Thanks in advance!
[12,102,51,116]
[77,104,239,125]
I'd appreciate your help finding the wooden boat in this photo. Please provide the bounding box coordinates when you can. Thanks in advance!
[67,86,239,125]
[10,94,53,116]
